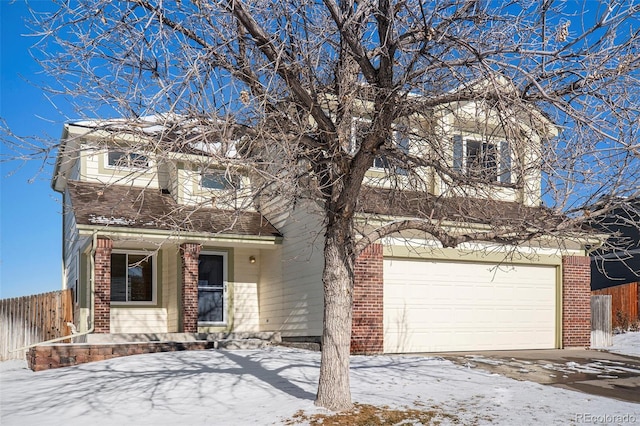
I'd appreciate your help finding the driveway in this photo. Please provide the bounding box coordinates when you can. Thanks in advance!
[437,349,640,403]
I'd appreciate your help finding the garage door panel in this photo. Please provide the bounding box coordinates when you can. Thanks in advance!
[383,259,557,353]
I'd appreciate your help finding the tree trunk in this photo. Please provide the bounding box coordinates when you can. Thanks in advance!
[315,216,355,411]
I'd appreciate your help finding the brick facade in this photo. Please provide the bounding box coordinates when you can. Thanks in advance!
[351,243,384,354]
[94,238,113,333]
[562,255,591,348]
[181,243,201,333]
[27,341,215,371]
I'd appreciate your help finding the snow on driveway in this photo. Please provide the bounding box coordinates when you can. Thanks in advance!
[2,343,639,426]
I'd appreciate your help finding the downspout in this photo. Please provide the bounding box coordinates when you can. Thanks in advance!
[12,234,98,352]
[82,232,98,337]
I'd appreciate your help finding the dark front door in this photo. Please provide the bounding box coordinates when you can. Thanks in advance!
[198,254,225,323]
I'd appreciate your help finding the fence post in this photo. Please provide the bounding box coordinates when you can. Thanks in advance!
[591,295,612,348]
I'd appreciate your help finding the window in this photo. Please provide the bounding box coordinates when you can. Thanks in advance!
[198,253,227,324]
[107,150,149,168]
[349,119,367,155]
[372,128,410,175]
[110,253,154,303]
[466,140,498,179]
[201,170,239,190]
[453,135,511,183]
[352,119,411,173]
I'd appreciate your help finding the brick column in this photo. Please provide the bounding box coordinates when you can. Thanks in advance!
[351,243,384,354]
[94,238,113,333]
[562,255,591,348]
[181,243,201,333]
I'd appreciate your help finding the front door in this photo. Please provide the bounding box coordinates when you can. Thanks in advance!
[198,253,226,324]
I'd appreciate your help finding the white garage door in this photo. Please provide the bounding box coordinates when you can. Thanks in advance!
[384,258,557,353]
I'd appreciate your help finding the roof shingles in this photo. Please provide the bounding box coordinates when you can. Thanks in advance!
[67,181,281,237]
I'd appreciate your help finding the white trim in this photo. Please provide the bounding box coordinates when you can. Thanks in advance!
[197,251,229,326]
[103,149,151,171]
[110,249,157,306]
[74,255,80,305]
[457,135,511,184]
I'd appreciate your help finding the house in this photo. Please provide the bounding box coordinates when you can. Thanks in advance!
[590,197,640,290]
[590,197,640,328]
[51,95,593,354]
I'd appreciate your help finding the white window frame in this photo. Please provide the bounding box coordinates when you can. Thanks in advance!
[74,255,80,305]
[110,250,157,306]
[199,169,240,191]
[349,118,367,155]
[104,149,150,170]
[454,135,512,184]
[465,138,498,180]
[197,251,228,326]
[351,118,411,171]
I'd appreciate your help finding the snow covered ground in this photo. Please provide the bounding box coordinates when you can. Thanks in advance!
[609,330,640,357]
[1,333,639,426]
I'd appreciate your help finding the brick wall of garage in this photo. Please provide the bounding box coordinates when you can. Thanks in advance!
[351,243,384,354]
[562,255,591,348]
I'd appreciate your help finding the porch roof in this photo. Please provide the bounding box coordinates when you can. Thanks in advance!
[357,186,557,227]
[67,181,281,238]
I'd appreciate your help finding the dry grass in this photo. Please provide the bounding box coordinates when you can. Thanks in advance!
[283,403,462,425]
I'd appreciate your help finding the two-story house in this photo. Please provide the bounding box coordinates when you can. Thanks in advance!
[51,93,593,353]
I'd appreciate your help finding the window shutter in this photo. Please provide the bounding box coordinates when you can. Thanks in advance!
[499,141,511,183]
[453,135,463,172]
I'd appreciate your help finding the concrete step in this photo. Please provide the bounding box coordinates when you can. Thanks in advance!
[217,338,269,350]
[276,341,321,351]
[86,331,281,344]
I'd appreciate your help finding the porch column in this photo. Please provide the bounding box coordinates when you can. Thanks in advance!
[94,238,113,333]
[181,243,201,333]
[351,243,384,354]
[562,255,591,348]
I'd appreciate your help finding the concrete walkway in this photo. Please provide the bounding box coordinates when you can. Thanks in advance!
[435,349,640,403]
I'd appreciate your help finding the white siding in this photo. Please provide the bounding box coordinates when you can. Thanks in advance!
[259,200,325,337]
[62,187,91,332]
[162,245,180,332]
[177,166,255,210]
[232,248,260,331]
[68,153,81,181]
[82,146,160,189]
[258,247,283,332]
[110,308,168,333]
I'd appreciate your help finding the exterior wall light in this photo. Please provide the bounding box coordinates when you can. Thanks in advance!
[249,255,256,264]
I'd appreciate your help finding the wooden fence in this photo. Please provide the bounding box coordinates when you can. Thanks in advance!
[592,282,639,329]
[591,295,612,347]
[0,289,73,361]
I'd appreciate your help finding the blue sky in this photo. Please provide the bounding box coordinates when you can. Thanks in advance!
[1,1,66,298]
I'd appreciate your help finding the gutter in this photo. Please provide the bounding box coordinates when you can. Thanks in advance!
[75,224,283,245]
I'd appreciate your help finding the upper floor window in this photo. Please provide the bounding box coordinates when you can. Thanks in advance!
[110,252,155,304]
[201,170,240,190]
[352,119,411,174]
[107,150,149,169]
[453,135,511,184]
[372,128,410,175]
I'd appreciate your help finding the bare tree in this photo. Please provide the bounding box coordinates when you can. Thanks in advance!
[3,0,640,411]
